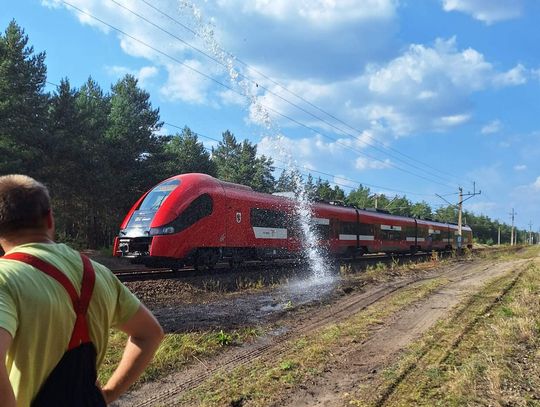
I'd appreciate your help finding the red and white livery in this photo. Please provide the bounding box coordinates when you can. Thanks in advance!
[113,174,473,268]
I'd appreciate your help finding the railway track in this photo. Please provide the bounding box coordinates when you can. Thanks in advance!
[111,250,470,282]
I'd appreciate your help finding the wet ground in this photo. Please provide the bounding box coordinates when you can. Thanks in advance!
[123,266,346,333]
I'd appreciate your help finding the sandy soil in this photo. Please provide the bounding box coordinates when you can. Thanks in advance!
[114,254,528,407]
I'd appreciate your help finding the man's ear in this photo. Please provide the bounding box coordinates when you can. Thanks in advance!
[46,209,54,229]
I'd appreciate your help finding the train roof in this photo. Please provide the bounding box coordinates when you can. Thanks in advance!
[168,174,473,230]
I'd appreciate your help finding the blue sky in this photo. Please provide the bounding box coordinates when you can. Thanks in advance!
[2,0,539,231]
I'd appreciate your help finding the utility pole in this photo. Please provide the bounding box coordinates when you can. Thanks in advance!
[498,226,501,245]
[458,187,463,239]
[509,208,517,246]
[529,221,533,245]
[436,182,481,250]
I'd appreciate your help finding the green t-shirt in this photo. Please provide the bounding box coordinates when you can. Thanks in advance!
[0,242,141,407]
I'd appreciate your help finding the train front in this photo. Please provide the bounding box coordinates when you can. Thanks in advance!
[113,174,222,268]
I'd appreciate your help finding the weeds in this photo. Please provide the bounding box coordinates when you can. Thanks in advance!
[98,327,260,386]
[284,300,294,310]
[216,330,233,346]
[235,276,266,290]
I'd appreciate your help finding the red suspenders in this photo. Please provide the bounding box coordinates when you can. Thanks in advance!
[2,252,96,350]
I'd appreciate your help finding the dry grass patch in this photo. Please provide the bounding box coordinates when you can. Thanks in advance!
[347,261,540,406]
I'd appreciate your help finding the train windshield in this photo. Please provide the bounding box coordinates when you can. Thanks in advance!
[139,179,181,211]
[121,179,180,236]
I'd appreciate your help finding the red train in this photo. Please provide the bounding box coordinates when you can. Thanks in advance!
[113,173,473,269]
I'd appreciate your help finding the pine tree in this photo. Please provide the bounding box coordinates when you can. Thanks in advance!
[106,74,163,213]
[0,20,48,176]
[162,126,216,177]
[212,130,275,192]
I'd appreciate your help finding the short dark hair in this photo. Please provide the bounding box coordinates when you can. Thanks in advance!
[0,175,51,236]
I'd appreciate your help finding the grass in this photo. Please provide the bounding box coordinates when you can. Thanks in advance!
[176,277,448,406]
[99,245,539,400]
[98,327,261,386]
[346,256,540,406]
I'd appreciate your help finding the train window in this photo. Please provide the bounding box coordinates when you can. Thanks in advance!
[340,222,356,235]
[359,223,374,236]
[404,226,416,236]
[330,219,339,237]
[169,194,213,232]
[139,179,180,211]
[315,224,331,239]
[379,230,403,241]
[339,222,374,236]
[250,208,288,229]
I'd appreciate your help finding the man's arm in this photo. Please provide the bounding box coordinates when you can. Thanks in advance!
[0,328,16,407]
[101,304,163,404]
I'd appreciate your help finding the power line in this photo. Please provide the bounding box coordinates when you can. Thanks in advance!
[163,121,444,198]
[45,78,451,208]
[135,0,465,187]
[115,0,461,187]
[60,0,458,189]
[44,77,438,197]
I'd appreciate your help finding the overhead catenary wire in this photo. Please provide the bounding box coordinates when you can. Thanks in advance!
[163,121,449,198]
[135,0,467,187]
[44,77,446,200]
[109,0,462,188]
[60,0,459,190]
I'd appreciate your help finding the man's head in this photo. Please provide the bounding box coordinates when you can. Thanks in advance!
[0,175,52,238]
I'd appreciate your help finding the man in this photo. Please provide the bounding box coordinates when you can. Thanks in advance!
[0,174,164,406]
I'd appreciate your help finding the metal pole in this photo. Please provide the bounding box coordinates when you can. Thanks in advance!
[509,208,516,246]
[457,187,463,249]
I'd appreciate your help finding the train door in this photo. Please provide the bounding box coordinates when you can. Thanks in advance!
[225,198,249,249]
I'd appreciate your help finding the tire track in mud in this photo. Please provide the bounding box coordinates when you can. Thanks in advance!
[374,263,527,407]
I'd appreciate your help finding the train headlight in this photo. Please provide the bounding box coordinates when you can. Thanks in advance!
[149,226,175,235]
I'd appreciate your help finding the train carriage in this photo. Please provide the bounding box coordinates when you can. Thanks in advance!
[114,173,473,268]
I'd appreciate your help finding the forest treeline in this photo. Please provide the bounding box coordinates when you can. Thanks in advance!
[0,21,525,248]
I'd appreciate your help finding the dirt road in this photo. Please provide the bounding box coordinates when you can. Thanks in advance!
[117,250,534,406]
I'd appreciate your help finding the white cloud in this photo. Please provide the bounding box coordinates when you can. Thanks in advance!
[217,0,397,25]
[441,0,524,24]
[367,38,523,95]
[44,1,530,142]
[514,164,527,171]
[467,201,497,213]
[257,133,360,175]
[481,120,502,135]
[437,114,471,127]
[493,64,527,86]
[218,89,246,107]
[355,157,391,170]
[256,37,524,137]
[534,176,540,190]
[160,61,212,104]
[105,65,158,87]
[333,175,358,189]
